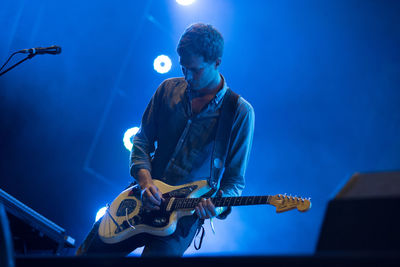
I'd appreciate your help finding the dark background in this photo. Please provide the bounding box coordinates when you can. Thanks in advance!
[1,0,399,256]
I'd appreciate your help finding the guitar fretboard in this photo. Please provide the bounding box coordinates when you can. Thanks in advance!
[171,196,271,210]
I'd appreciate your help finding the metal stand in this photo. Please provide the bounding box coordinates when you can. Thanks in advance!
[0,53,36,77]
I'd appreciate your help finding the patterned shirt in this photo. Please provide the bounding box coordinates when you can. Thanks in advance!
[130,75,254,197]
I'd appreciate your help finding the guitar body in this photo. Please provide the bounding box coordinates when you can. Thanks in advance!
[98,180,212,244]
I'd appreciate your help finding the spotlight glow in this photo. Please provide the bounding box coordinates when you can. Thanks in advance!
[153,55,172,74]
[123,126,140,151]
[95,206,107,222]
[176,0,196,6]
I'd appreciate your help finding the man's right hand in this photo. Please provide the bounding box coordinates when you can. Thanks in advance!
[140,182,163,210]
[136,169,164,211]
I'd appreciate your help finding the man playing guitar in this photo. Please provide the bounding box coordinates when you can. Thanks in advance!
[76,22,255,257]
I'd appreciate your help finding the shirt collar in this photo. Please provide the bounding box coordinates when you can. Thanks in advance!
[213,74,228,105]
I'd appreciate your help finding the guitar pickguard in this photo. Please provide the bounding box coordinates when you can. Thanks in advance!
[116,199,137,217]
[162,185,198,198]
[115,209,173,234]
[115,185,198,234]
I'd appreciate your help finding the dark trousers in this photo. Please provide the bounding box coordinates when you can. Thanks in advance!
[76,215,201,257]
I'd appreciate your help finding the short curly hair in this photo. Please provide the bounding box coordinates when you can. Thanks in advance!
[177,23,224,63]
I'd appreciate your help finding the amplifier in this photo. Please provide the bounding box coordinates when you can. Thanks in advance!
[316,171,400,253]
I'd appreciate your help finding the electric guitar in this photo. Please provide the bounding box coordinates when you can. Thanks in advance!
[98,179,311,244]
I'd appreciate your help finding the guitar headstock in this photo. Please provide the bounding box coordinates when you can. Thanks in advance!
[269,194,311,213]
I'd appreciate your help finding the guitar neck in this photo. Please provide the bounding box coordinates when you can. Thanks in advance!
[172,196,272,210]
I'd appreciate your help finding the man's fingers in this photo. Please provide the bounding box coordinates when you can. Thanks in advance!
[195,198,217,219]
[206,198,217,217]
[149,186,162,202]
[141,187,161,211]
[197,200,207,218]
[144,190,160,205]
[206,198,215,208]
[138,180,163,210]
[143,193,160,211]
[200,207,207,218]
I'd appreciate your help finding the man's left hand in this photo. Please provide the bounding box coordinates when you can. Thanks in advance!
[195,198,217,219]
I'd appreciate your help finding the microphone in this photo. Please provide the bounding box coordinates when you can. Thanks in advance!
[19,45,62,55]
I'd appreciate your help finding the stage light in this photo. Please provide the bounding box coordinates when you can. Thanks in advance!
[123,126,140,151]
[176,0,196,6]
[153,55,172,74]
[95,206,107,222]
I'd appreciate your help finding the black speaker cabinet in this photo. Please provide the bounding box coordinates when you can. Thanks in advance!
[0,188,75,255]
[316,171,400,253]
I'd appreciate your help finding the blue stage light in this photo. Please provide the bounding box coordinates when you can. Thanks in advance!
[153,55,172,74]
[95,206,107,222]
[176,0,196,6]
[123,126,140,151]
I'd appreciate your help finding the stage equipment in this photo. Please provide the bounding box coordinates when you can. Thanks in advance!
[316,171,400,253]
[176,0,196,6]
[95,206,107,222]
[19,45,62,55]
[153,55,172,74]
[0,203,15,267]
[0,45,61,76]
[0,188,75,256]
[123,126,139,151]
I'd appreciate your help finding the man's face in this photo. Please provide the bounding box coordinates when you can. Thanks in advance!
[179,53,218,91]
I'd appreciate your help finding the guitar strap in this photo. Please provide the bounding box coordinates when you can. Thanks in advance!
[209,88,240,191]
[194,88,239,251]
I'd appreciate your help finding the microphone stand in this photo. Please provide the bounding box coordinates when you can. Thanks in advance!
[0,52,37,77]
